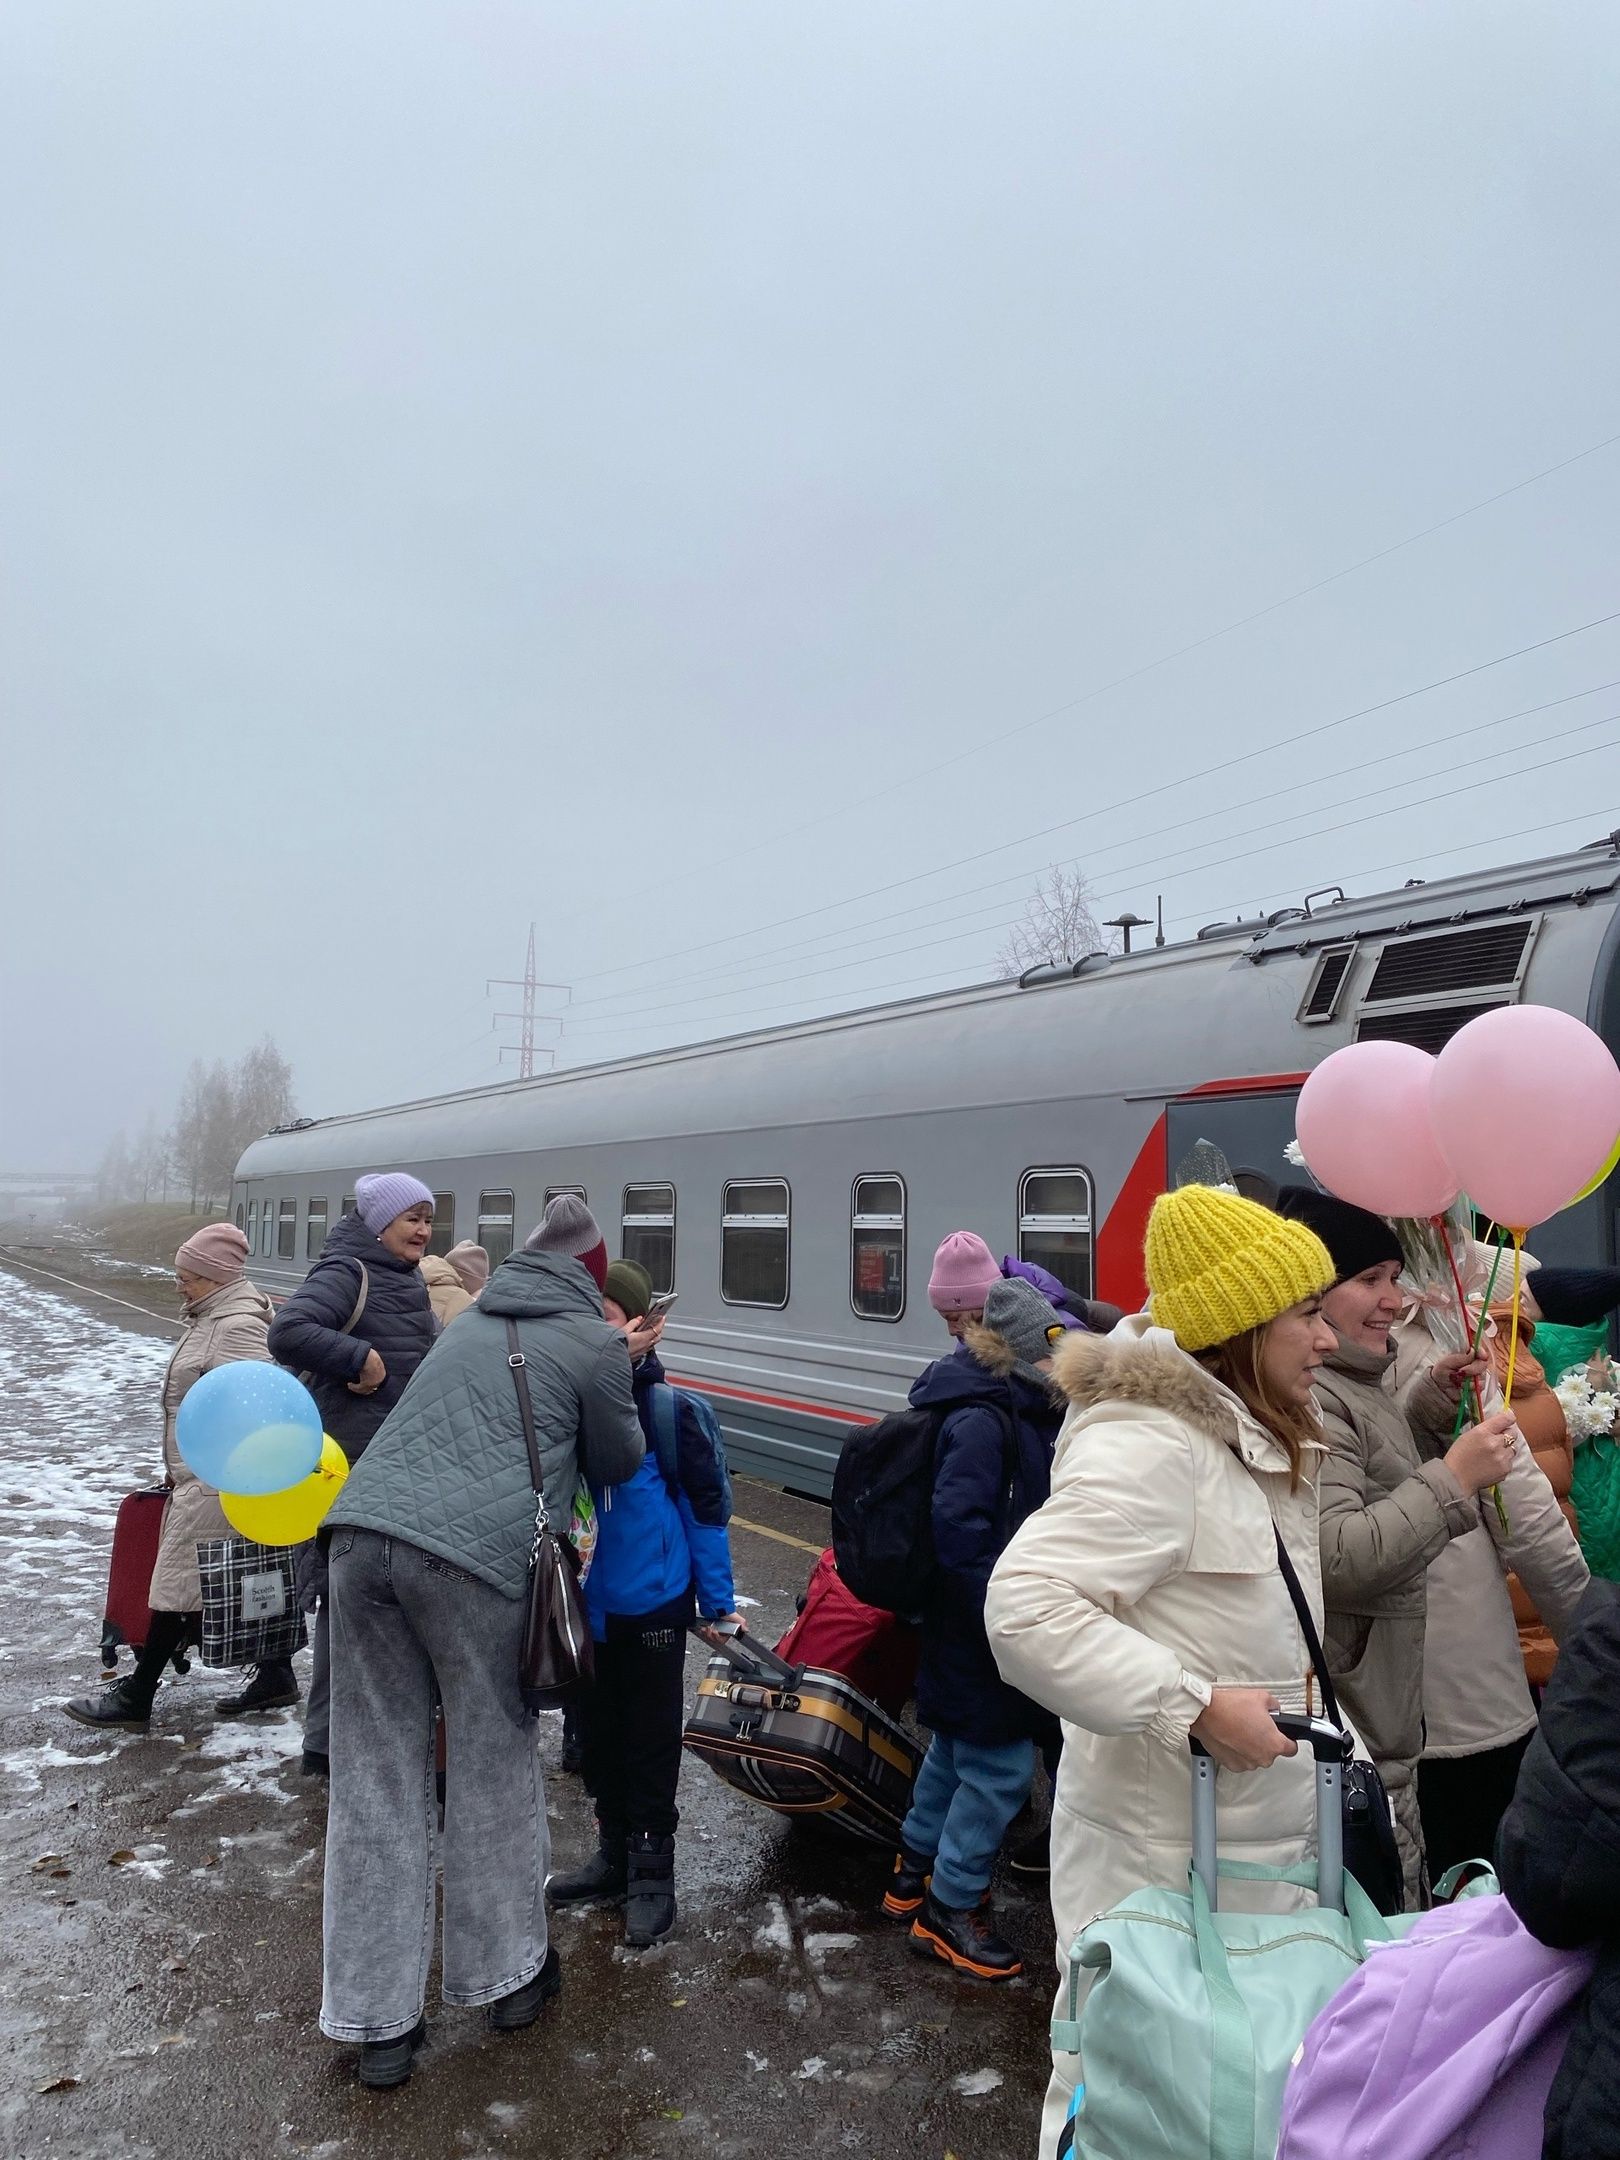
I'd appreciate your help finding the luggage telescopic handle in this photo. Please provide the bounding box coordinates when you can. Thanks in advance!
[1190,1710,1347,1915]
[693,1624,804,1688]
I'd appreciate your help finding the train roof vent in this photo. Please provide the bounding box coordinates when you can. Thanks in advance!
[1298,946,1354,1025]
[1355,1000,1508,1054]
[1361,920,1534,1005]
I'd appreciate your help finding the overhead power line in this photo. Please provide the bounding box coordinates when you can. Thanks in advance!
[600,423,1620,913]
[566,604,1620,996]
[568,677,1620,1009]
[565,730,1620,1032]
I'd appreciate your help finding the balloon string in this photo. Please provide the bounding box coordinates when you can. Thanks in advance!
[1439,1218,1476,1350]
[1451,1232,1509,1438]
[1503,1231,1526,1410]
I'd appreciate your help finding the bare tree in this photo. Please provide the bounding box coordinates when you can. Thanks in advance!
[997,865,1115,977]
[94,1130,134,1207]
[169,1061,210,1208]
[233,1036,296,1141]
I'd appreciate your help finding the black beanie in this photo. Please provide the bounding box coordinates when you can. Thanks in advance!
[1528,1267,1620,1328]
[1275,1185,1404,1286]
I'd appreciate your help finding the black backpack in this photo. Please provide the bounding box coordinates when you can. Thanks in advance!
[830,1405,943,1616]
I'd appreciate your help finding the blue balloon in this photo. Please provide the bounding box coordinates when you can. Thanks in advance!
[176,1363,324,1496]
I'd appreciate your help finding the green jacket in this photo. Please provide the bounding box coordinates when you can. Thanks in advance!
[328,1250,645,1598]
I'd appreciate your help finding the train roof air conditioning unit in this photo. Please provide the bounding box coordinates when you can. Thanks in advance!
[1352,916,1538,1055]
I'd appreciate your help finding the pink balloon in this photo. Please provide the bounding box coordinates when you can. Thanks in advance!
[1430,1004,1620,1230]
[1296,1041,1461,1217]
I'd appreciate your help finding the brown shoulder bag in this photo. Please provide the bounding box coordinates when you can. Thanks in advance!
[505,1319,594,1710]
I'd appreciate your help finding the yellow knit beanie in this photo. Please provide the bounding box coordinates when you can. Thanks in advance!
[1145,1186,1335,1354]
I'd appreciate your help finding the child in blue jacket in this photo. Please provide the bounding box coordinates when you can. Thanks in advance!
[548,1261,738,1947]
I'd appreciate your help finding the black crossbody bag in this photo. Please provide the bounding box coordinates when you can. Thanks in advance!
[1272,1526,1404,1915]
[504,1320,594,1711]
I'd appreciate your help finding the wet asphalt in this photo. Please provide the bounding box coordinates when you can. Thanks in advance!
[0,1246,1052,2160]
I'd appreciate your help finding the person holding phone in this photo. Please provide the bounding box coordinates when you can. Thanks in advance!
[548,1259,740,1949]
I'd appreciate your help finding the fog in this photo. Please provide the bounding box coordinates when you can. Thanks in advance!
[3,1,1619,1169]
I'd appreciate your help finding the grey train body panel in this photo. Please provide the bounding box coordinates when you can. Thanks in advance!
[235,839,1620,1494]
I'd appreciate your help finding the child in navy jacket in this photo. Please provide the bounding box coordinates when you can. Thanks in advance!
[549,1262,738,1947]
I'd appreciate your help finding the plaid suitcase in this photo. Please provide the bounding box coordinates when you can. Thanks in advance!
[196,1537,308,1669]
[100,1488,170,1666]
[683,1627,921,1845]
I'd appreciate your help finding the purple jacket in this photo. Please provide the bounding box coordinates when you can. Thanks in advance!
[1278,1893,1593,2160]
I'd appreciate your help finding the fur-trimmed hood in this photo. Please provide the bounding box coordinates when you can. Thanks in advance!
[962,1317,1066,1406]
[1050,1312,1309,1474]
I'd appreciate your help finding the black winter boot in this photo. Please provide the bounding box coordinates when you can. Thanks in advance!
[548,1833,628,1906]
[908,1888,1024,1981]
[622,1832,676,1948]
[215,1661,300,1716]
[357,2017,426,2090]
[488,1944,563,2031]
[881,1843,933,1919]
[62,1678,152,1733]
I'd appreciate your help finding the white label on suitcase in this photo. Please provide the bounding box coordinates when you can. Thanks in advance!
[239,1570,287,1622]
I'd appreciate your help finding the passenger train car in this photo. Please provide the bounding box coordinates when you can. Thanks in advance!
[234,835,1620,1495]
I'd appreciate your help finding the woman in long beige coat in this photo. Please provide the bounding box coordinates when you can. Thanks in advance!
[985,1185,1338,2160]
[65,1222,272,1732]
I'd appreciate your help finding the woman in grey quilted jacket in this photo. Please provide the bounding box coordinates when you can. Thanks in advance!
[315,1196,645,2091]
[1277,1188,1515,1905]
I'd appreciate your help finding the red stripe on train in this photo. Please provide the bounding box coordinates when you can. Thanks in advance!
[1095,1072,1308,1312]
[666,1373,872,1426]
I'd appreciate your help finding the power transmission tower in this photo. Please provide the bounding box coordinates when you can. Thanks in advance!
[487,924,568,1078]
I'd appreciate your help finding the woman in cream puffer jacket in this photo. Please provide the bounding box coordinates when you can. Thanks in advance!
[986,1185,1339,2160]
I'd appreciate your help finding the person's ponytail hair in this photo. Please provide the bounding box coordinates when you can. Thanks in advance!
[1195,1322,1320,1490]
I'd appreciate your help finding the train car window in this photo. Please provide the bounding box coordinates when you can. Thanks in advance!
[427,1193,456,1256]
[544,1184,587,1207]
[622,1183,675,1294]
[306,1197,328,1258]
[478,1189,516,1268]
[260,1201,276,1257]
[277,1198,297,1260]
[851,1175,905,1322]
[235,1203,245,1232]
[721,1180,790,1308]
[342,1192,355,1220]
[246,1199,257,1249]
[1018,1168,1094,1300]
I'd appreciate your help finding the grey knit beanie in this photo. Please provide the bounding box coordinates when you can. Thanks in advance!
[524,1192,609,1290]
[981,1276,1065,1368]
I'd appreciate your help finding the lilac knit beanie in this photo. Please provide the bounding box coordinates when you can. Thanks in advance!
[355,1172,435,1235]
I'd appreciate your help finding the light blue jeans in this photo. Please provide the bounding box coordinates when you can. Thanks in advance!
[319,1528,549,2043]
[900,1732,1037,1907]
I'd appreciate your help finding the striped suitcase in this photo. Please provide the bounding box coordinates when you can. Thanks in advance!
[682,1628,922,1845]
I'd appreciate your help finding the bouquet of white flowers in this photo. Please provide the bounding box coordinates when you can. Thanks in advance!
[1553,1361,1620,1444]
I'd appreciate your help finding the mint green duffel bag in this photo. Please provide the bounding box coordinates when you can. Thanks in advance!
[1053,1719,1495,2160]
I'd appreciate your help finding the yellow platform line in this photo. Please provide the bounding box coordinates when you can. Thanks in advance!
[730,1515,823,1556]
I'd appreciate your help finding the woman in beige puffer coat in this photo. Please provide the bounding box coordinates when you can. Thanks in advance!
[986,1185,1338,2160]
[64,1223,273,1733]
[1276,1186,1515,1909]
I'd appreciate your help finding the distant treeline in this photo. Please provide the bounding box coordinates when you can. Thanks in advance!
[95,1039,295,1213]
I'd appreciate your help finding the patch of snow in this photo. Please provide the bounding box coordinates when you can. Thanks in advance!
[952,2068,1005,2097]
[746,2051,769,2072]
[794,2057,826,2081]
[804,1932,858,1957]
[753,1896,792,1952]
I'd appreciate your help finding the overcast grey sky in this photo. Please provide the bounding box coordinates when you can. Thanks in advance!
[4,2,1619,1169]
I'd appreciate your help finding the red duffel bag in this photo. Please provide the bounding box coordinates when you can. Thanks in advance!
[774,1548,918,1719]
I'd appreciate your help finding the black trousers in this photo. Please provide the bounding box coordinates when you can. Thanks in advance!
[1418,1732,1533,1881]
[580,1594,691,1840]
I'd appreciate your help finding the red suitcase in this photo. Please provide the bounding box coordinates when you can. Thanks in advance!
[99,1488,170,1670]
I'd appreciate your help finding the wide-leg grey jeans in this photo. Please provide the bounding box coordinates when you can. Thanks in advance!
[319,1527,549,2043]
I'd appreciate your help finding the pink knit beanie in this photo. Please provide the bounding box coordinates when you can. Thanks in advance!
[176,1222,250,1285]
[927,1230,1001,1314]
[444,1239,491,1296]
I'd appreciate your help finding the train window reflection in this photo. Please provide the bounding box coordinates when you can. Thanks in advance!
[478,1189,516,1268]
[277,1198,297,1260]
[246,1199,257,1249]
[1019,1167,1093,1299]
[306,1197,328,1258]
[721,1180,790,1308]
[261,1201,276,1257]
[342,1193,355,1220]
[622,1183,675,1294]
[427,1193,456,1256]
[851,1175,905,1322]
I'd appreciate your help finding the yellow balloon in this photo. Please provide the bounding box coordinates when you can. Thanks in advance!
[1565,1128,1620,1208]
[222,1435,349,1545]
